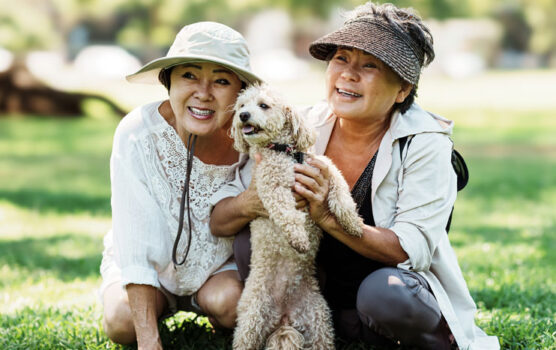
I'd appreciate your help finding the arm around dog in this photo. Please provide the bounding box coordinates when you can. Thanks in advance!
[210,153,309,237]
[210,154,268,237]
[210,184,267,237]
[294,157,409,265]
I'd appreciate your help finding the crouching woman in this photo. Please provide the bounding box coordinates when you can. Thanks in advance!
[99,22,261,349]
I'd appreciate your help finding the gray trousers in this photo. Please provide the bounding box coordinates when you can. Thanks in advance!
[233,228,452,349]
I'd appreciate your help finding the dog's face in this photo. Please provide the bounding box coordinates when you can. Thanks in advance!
[231,84,316,153]
[232,84,288,149]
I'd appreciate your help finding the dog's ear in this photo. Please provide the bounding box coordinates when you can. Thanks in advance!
[287,106,316,151]
[230,114,250,153]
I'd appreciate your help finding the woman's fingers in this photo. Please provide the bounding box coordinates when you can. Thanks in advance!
[294,158,330,200]
[306,156,330,180]
[294,192,309,209]
[294,172,320,193]
[243,171,269,219]
[294,177,328,206]
[294,181,318,201]
[294,162,325,187]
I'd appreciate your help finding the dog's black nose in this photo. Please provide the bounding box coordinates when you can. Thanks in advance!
[239,112,250,122]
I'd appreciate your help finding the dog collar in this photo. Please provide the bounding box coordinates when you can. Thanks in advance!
[267,143,305,164]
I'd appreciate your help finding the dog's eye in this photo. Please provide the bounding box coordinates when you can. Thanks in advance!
[259,103,270,110]
[240,104,244,108]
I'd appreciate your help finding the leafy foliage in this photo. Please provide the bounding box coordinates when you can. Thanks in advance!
[2,0,553,57]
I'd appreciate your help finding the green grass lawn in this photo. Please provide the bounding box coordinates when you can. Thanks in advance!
[0,107,554,349]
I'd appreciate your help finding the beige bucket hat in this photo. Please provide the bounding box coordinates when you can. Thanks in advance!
[126,21,262,85]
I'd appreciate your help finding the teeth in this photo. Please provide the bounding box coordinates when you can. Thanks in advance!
[189,107,214,116]
[338,89,362,97]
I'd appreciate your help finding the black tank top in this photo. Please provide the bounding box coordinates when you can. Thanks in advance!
[317,151,385,310]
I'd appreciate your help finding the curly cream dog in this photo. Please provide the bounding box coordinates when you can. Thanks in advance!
[231,84,363,350]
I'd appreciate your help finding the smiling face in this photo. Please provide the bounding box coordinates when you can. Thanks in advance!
[326,47,412,123]
[168,62,243,138]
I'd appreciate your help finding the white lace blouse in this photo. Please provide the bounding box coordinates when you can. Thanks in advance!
[107,100,236,296]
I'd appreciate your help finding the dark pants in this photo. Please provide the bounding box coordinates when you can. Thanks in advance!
[233,227,452,349]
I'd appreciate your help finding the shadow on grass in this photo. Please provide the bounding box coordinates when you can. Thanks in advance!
[0,189,110,215]
[0,233,102,283]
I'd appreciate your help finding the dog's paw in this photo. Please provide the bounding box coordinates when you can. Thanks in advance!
[342,214,364,237]
[328,197,364,237]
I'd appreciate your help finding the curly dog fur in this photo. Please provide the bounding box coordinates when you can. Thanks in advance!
[231,84,364,350]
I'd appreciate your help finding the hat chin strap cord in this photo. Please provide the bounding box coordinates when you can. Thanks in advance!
[172,133,198,267]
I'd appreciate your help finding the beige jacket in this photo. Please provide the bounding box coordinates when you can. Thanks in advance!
[306,102,499,350]
[210,102,499,350]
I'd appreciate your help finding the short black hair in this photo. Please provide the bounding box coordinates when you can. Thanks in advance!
[158,67,173,90]
[395,87,416,114]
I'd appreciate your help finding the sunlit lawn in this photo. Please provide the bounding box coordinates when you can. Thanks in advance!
[0,103,554,348]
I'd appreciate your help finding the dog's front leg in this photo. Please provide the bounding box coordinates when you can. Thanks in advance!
[316,155,364,237]
[255,159,310,253]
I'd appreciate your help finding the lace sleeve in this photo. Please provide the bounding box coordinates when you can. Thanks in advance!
[110,126,171,289]
[209,154,252,209]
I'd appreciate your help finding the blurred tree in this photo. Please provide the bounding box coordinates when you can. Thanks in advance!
[1,0,553,64]
[0,0,131,116]
[495,5,532,52]
[0,0,127,54]
[0,0,472,56]
[522,0,556,63]
[0,1,60,52]
[468,0,556,63]
[0,59,126,116]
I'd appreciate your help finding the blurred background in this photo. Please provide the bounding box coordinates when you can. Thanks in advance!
[0,1,555,348]
[1,0,555,112]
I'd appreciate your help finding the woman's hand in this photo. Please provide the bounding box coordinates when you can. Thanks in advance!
[240,152,268,218]
[293,157,408,265]
[293,157,339,232]
[210,152,312,237]
[210,153,268,237]
[293,192,309,210]
[240,175,268,219]
[241,153,308,217]
[126,284,163,350]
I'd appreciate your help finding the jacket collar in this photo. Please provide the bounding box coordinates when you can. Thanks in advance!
[308,102,454,202]
[309,102,454,155]
[389,103,454,141]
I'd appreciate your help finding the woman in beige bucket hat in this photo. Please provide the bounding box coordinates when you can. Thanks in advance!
[213,2,499,349]
[99,21,261,348]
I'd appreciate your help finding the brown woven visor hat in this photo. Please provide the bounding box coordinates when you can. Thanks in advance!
[309,17,424,85]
